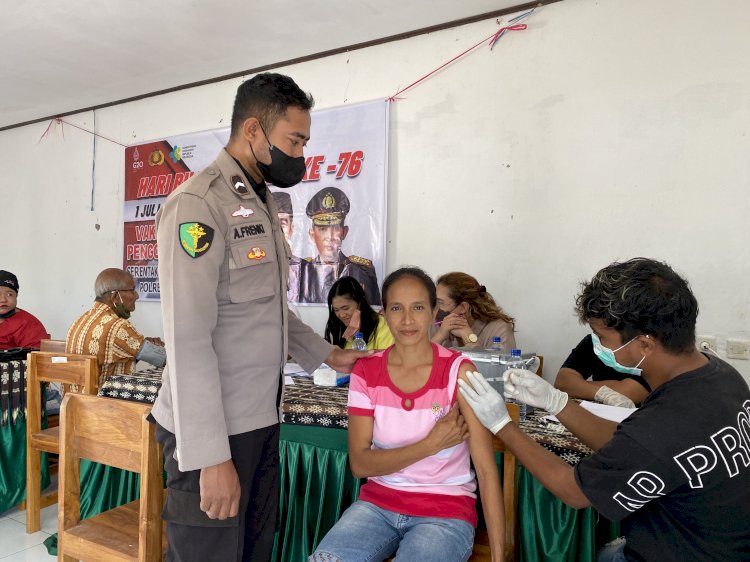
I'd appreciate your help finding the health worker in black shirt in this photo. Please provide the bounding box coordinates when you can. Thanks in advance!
[458,258,750,562]
[554,335,651,407]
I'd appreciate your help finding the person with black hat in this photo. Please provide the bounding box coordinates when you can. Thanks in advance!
[270,190,302,303]
[0,270,49,350]
[298,186,381,305]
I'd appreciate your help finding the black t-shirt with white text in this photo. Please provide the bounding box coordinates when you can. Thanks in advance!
[575,355,750,561]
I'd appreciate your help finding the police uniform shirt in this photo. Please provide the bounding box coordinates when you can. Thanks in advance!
[297,251,380,305]
[152,148,332,472]
[574,356,750,561]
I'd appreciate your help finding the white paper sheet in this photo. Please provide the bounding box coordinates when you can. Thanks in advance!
[284,362,307,375]
[545,400,635,424]
[284,375,295,385]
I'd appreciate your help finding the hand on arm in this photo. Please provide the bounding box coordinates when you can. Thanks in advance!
[146,336,165,347]
[199,459,241,520]
[325,347,373,373]
[458,370,589,511]
[347,406,468,479]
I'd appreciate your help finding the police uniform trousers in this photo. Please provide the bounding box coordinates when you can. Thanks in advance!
[154,420,280,562]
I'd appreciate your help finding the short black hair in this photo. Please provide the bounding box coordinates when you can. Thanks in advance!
[382,267,437,310]
[576,257,698,353]
[230,73,314,138]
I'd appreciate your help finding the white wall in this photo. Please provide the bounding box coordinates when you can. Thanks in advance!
[3,0,750,383]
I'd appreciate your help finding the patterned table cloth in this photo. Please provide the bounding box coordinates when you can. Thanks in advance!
[97,367,163,404]
[281,375,593,465]
[281,376,349,429]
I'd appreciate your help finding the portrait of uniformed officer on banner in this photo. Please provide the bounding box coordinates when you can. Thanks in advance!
[271,191,302,302]
[297,186,381,305]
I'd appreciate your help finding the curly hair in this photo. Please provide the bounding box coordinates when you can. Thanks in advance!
[436,272,514,327]
[230,73,314,138]
[575,258,698,353]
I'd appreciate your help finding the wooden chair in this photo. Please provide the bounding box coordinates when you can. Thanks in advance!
[535,355,544,377]
[57,393,164,562]
[25,351,98,533]
[40,339,67,353]
[38,339,67,432]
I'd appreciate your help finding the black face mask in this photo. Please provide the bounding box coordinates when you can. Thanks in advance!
[435,309,452,323]
[252,124,306,188]
[0,308,16,319]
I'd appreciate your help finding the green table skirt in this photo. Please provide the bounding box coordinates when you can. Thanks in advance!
[44,424,607,561]
[0,419,50,514]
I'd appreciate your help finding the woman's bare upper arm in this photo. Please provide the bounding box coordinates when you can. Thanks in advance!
[456,362,496,468]
[347,414,375,456]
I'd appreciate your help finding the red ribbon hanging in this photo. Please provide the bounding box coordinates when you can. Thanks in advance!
[38,117,127,147]
[488,24,528,49]
[387,21,529,102]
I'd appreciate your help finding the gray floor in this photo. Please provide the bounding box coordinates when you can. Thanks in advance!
[0,477,57,560]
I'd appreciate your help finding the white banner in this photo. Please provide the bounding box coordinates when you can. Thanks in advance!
[124,100,388,305]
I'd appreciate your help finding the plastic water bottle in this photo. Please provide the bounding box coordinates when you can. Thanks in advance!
[507,348,527,422]
[490,336,503,352]
[352,332,367,351]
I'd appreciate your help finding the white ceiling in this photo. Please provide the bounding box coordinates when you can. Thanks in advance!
[0,0,528,130]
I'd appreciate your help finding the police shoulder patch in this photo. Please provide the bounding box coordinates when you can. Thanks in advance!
[348,255,373,267]
[179,222,214,258]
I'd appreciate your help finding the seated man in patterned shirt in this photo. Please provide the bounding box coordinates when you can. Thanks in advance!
[66,268,166,379]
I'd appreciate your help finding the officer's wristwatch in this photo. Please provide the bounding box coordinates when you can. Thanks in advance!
[465,333,478,344]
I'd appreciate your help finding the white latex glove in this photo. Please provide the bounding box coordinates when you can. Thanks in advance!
[594,386,636,408]
[457,371,512,434]
[503,369,569,415]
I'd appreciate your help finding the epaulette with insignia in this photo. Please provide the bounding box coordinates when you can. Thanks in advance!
[348,255,373,267]
[181,167,218,198]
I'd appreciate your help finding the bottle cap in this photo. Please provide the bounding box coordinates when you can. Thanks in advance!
[492,336,502,343]
[355,332,363,338]
[511,348,522,356]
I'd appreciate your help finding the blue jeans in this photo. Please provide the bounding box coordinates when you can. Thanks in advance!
[310,501,475,562]
[597,537,627,562]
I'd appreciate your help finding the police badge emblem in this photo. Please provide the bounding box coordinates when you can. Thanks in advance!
[179,222,214,258]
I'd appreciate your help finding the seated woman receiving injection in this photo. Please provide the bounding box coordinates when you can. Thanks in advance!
[325,276,394,350]
[311,267,504,562]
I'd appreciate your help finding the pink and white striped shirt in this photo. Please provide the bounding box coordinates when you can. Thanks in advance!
[348,343,478,525]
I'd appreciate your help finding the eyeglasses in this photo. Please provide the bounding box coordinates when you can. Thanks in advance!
[111,288,137,294]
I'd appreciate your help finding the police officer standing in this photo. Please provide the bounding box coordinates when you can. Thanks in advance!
[297,186,381,305]
[153,73,367,562]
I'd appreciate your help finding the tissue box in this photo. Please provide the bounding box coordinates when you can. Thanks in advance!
[313,365,337,386]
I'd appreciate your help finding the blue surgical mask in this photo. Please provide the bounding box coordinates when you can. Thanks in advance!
[591,333,645,376]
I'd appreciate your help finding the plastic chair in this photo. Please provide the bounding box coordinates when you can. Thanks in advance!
[25,351,98,533]
[57,393,165,561]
